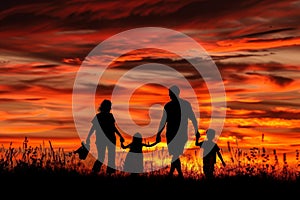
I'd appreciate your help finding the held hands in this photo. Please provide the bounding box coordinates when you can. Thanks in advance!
[156,134,161,143]
[195,131,200,140]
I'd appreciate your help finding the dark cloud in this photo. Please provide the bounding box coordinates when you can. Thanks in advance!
[0,98,22,103]
[246,72,294,87]
[237,27,296,38]
[24,98,47,101]
[226,100,300,119]
[0,0,299,63]
[211,52,271,61]
[268,74,294,87]
[227,73,248,82]
[246,36,295,43]
[217,62,298,74]
[237,125,257,129]
[33,64,60,69]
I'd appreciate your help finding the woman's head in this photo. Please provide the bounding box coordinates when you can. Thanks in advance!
[99,99,112,113]
[132,132,143,143]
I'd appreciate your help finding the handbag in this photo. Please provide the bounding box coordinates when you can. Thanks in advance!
[74,141,90,160]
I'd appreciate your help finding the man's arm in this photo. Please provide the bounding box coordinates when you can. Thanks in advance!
[188,102,200,137]
[156,109,167,143]
[195,136,201,146]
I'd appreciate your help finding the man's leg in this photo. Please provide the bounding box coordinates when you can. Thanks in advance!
[169,157,175,176]
[174,157,184,179]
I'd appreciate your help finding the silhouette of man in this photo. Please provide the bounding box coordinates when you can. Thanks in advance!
[156,85,200,178]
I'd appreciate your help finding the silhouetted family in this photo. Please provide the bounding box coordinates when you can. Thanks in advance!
[84,85,226,179]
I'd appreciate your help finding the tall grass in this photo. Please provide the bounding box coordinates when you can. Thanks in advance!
[0,139,89,177]
[0,136,299,182]
[2,136,299,198]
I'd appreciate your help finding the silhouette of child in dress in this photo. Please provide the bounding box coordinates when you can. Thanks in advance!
[121,132,157,176]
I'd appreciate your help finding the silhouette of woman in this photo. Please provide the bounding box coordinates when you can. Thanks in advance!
[195,128,226,179]
[121,132,157,176]
[86,99,124,174]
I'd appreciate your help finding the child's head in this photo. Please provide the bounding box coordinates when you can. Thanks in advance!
[99,99,112,113]
[206,128,216,141]
[132,132,143,143]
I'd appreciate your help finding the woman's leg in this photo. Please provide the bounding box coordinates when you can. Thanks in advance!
[106,141,116,174]
[92,144,105,173]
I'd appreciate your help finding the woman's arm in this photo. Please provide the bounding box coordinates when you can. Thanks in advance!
[86,124,95,145]
[114,124,125,142]
[121,142,130,149]
[143,141,158,148]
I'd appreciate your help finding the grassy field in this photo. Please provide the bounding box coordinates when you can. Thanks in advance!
[1,138,300,198]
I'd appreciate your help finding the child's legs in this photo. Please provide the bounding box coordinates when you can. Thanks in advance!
[203,164,214,178]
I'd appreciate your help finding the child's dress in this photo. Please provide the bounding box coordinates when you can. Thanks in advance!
[123,142,144,173]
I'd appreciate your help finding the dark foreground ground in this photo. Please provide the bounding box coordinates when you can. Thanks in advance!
[1,168,299,199]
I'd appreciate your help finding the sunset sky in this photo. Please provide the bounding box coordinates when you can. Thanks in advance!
[1,0,300,163]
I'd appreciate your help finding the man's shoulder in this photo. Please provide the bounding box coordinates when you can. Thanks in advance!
[164,101,173,107]
[179,98,192,108]
[177,97,189,103]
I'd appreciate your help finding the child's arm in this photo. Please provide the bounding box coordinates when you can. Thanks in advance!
[121,141,130,149]
[195,134,201,146]
[143,141,158,147]
[217,151,226,167]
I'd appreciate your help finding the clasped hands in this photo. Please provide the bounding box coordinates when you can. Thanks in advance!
[155,130,200,143]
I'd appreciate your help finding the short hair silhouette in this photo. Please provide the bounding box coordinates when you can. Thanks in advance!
[195,128,226,179]
[206,128,216,141]
[169,85,180,96]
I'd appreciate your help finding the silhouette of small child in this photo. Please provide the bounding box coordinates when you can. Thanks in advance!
[121,132,157,176]
[195,128,226,179]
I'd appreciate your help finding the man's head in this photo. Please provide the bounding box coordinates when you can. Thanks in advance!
[169,85,180,100]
